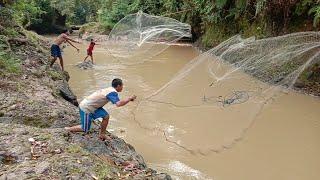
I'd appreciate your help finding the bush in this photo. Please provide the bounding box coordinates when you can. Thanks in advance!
[79,22,110,35]
[0,51,21,76]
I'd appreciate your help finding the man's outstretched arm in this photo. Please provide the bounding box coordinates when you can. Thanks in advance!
[116,95,136,107]
[66,40,79,52]
[65,36,81,43]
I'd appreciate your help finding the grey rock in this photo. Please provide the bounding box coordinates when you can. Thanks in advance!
[35,161,50,174]
[75,61,94,70]
[58,81,79,107]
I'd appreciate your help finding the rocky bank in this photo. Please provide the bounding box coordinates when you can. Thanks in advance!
[0,12,170,180]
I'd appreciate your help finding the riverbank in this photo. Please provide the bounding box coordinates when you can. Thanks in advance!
[0,18,170,179]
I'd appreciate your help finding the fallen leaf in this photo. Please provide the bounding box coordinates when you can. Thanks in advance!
[54,149,62,154]
[91,174,98,180]
[28,138,35,143]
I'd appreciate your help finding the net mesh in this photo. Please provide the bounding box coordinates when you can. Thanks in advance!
[132,32,320,154]
[104,11,191,63]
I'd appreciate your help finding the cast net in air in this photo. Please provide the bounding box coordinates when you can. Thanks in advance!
[132,32,320,154]
[104,11,192,63]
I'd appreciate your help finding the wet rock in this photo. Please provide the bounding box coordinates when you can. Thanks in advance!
[76,61,94,70]
[63,71,71,82]
[153,173,172,180]
[35,161,50,174]
[58,81,79,107]
[294,79,305,88]
[0,117,13,124]
[0,152,17,165]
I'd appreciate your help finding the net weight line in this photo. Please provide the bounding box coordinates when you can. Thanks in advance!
[125,90,251,156]
[203,90,250,107]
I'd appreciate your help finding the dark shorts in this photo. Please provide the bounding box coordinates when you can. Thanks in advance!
[51,44,61,58]
[80,108,109,133]
[87,49,93,56]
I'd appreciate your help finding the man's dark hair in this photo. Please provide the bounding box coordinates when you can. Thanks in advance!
[91,39,94,42]
[112,78,123,88]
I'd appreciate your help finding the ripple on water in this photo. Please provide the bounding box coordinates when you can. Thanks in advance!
[151,161,212,180]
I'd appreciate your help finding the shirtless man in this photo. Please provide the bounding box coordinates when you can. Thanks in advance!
[50,30,80,71]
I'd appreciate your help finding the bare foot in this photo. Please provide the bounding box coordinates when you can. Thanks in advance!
[99,133,111,141]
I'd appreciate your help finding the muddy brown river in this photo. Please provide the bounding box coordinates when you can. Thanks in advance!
[62,41,320,180]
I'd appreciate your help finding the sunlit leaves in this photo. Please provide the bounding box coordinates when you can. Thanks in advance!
[309,4,320,27]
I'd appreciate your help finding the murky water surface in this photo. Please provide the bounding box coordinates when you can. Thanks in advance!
[62,41,320,180]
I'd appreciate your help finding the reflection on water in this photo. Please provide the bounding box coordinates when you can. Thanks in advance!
[64,42,320,180]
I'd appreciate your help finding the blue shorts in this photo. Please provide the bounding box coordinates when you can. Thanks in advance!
[79,108,109,133]
[51,44,62,58]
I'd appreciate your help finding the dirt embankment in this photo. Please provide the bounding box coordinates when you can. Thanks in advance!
[0,16,170,180]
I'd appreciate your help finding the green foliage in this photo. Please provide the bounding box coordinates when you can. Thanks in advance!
[49,0,101,25]
[0,36,9,50]
[309,4,320,27]
[50,0,76,16]
[0,7,15,26]
[67,144,83,153]
[215,0,228,9]
[79,22,107,34]
[69,0,100,24]
[0,35,20,75]
[2,0,320,43]
[11,0,45,28]
[66,144,89,155]
[0,0,14,6]
[94,163,110,180]
[98,0,134,30]
[295,0,313,15]
[47,70,63,81]
[202,25,230,47]
[240,18,267,39]
[2,28,19,38]
[0,51,21,75]
[90,0,320,47]
[2,0,102,33]
[255,0,266,16]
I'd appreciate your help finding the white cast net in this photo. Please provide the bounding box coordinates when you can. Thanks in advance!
[132,32,320,154]
[105,11,192,63]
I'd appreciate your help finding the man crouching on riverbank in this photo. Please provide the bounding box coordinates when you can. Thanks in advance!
[65,78,136,141]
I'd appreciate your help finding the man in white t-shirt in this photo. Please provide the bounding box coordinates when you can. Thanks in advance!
[65,78,136,140]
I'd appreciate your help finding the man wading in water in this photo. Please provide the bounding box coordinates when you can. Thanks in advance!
[83,38,100,64]
[65,78,137,140]
[50,30,80,71]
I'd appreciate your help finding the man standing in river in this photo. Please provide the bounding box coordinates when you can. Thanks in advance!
[49,30,80,71]
[83,38,100,64]
[65,78,137,141]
